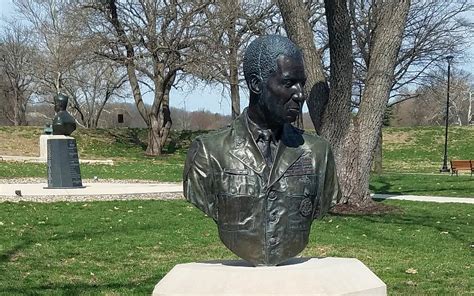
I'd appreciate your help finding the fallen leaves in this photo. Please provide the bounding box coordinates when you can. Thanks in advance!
[405,268,418,274]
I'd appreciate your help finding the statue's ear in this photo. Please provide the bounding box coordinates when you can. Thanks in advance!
[249,74,262,95]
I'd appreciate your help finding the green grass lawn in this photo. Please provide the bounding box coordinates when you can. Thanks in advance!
[383,126,474,173]
[1,126,473,197]
[0,160,185,182]
[371,173,474,197]
[0,199,472,295]
[1,127,473,295]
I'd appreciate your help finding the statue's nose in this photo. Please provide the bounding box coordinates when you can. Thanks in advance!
[293,83,305,102]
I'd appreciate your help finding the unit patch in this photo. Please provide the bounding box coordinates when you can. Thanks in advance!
[299,198,313,217]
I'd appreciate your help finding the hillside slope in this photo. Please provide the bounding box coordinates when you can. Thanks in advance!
[1,126,472,173]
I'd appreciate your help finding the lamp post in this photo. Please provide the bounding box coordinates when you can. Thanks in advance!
[440,55,454,173]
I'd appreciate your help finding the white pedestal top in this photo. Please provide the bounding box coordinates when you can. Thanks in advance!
[153,257,386,296]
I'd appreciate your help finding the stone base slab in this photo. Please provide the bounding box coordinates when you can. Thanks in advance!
[153,257,386,295]
[46,136,83,188]
[40,135,71,159]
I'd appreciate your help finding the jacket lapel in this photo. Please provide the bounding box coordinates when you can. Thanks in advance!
[228,110,266,175]
[268,124,305,187]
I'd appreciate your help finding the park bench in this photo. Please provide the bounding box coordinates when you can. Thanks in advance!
[450,160,473,176]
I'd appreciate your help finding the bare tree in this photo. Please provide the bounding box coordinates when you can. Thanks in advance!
[349,0,473,105]
[0,22,35,126]
[346,1,473,172]
[64,60,127,128]
[195,0,276,119]
[14,0,85,96]
[12,0,130,129]
[277,0,411,208]
[170,106,192,131]
[393,70,474,126]
[82,0,213,155]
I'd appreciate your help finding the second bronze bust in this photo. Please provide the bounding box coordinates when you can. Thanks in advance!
[52,93,76,136]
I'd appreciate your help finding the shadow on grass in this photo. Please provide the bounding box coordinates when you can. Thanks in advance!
[369,175,404,195]
[358,206,471,244]
[162,130,209,154]
[388,187,473,195]
[370,174,474,196]
[0,239,32,263]
[107,128,147,151]
[0,277,159,295]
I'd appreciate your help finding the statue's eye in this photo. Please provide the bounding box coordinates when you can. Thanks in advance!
[284,80,293,88]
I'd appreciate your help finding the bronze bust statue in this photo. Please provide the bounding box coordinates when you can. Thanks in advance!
[52,93,76,136]
[183,35,341,266]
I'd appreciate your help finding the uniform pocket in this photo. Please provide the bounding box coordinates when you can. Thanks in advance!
[217,194,256,231]
[216,169,259,231]
[218,169,260,196]
[287,194,315,231]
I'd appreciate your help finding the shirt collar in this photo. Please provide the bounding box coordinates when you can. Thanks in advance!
[246,112,279,144]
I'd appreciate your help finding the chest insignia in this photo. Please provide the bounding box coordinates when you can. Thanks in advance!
[286,155,314,176]
[234,136,245,148]
[299,198,313,217]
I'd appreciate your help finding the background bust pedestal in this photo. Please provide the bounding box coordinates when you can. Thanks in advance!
[45,135,83,189]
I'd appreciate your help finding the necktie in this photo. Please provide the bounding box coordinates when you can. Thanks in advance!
[259,130,272,165]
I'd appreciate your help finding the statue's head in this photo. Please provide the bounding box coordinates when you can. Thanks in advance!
[54,93,69,112]
[243,35,303,85]
[243,35,306,126]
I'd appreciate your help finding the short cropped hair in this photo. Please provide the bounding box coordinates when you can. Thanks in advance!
[243,35,302,84]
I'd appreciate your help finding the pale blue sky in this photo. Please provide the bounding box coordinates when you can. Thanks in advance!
[1,0,473,115]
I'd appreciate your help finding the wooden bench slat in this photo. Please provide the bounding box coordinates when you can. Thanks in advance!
[450,160,474,176]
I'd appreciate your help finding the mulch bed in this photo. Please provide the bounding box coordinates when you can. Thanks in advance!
[330,201,402,216]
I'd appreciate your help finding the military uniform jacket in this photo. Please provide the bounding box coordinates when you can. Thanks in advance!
[183,109,341,266]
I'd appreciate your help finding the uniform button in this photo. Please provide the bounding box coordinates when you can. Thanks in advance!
[270,211,279,223]
[230,187,237,194]
[269,237,278,246]
[268,191,277,200]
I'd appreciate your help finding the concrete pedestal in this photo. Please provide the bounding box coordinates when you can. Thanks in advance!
[45,135,83,188]
[39,135,54,160]
[153,257,386,296]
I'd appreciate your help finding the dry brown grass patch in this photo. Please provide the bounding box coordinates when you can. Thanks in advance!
[0,132,40,156]
[383,131,413,145]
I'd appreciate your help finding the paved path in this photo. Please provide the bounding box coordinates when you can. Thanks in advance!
[0,182,182,196]
[0,155,114,165]
[0,181,472,204]
[373,194,474,204]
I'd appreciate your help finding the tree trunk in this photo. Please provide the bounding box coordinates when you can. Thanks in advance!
[276,0,329,132]
[12,100,21,126]
[346,0,411,204]
[372,127,383,174]
[145,73,175,156]
[229,46,240,120]
[468,92,473,124]
[319,0,353,152]
[146,116,161,156]
[12,96,21,126]
[159,89,173,152]
[147,88,164,156]
[277,0,410,208]
[228,5,240,120]
[12,93,27,126]
[106,0,156,153]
